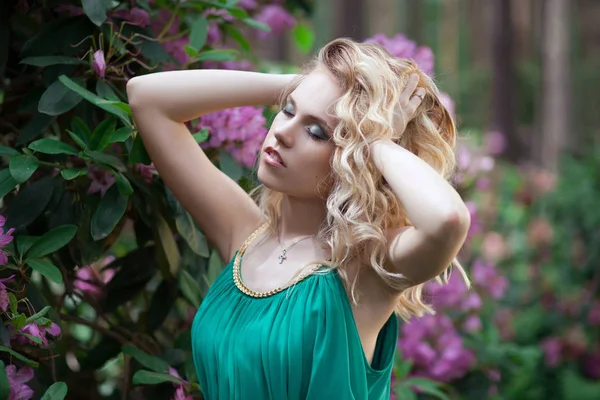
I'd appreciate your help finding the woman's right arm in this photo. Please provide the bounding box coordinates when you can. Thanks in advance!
[126,70,295,261]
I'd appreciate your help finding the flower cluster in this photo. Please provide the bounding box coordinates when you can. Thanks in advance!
[197,106,268,167]
[364,33,435,76]
[4,364,34,400]
[169,367,193,400]
[74,255,116,298]
[398,314,476,382]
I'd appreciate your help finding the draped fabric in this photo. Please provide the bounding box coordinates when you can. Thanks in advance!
[191,253,398,400]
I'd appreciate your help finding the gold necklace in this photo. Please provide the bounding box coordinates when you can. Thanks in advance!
[232,223,322,298]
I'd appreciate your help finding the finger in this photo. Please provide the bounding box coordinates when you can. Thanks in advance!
[407,88,426,116]
[401,74,420,105]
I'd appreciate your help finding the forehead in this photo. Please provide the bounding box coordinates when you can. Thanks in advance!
[291,68,343,118]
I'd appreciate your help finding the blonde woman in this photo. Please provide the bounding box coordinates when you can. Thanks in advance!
[127,38,470,400]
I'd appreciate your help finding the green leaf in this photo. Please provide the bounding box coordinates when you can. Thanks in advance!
[9,154,39,183]
[17,113,53,145]
[38,78,83,116]
[195,49,238,62]
[178,269,202,308]
[242,18,270,32]
[0,345,39,367]
[219,150,244,181]
[192,129,209,144]
[66,129,88,150]
[206,250,222,286]
[29,138,79,155]
[89,119,116,151]
[2,176,54,228]
[96,80,119,101]
[61,167,88,180]
[223,24,251,52]
[91,185,128,240]
[85,150,127,172]
[12,314,27,331]
[113,172,133,196]
[8,293,18,315]
[122,345,170,373]
[26,259,63,284]
[184,45,199,58]
[176,213,209,257]
[58,75,131,127]
[40,382,68,400]
[132,370,181,386]
[27,225,77,258]
[16,236,39,258]
[21,56,86,67]
[20,333,43,345]
[82,0,110,26]
[292,22,315,54]
[394,384,417,400]
[0,146,19,156]
[107,127,133,144]
[25,305,51,324]
[0,169,18,200]
[403,377,449,400]
[70,117,91,147]
[189,16,208,50]
[129,134,152,165]
[0,361,10,400]
[155,214,181,276]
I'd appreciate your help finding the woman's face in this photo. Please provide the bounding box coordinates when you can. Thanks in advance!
[257,68,342,198]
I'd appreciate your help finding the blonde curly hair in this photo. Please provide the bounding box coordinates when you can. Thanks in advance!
[253,38,468,321]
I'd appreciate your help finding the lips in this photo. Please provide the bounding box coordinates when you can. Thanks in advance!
[264,146,286,167]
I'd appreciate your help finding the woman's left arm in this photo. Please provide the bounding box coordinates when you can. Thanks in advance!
[369,74,470,285]
[372,139,471,285]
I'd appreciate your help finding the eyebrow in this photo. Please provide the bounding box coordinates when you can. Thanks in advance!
[288,94,334,134]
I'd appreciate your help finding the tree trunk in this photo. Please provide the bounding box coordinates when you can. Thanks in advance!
[538,0,571,171]
[491,0,522,162]
[334,0,365,40]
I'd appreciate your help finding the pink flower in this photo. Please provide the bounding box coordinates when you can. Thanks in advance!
[254,5,296,39]
[425,270,468,310]
[111,7,151,28]
[364,34,435,76]
[587,300,600,326]
[92,50,106,79]
[484,130,506,155]
[5,364,34,400]
[438,92,455,117]
[0,215,16,265]
[471,259,509,299]
[198,106,268,167]
[168,367,193,400]
[462,314,482,333]
[398,314,475,382]
[541,337,562,367]
[135,163,157,183]
[74,255,116,298]
[481,232,509,262]
[0,275,15,312]
[87,167,115,197]
[17,321,61,347]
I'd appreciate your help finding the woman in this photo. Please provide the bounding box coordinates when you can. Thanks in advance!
[127,38,470,400]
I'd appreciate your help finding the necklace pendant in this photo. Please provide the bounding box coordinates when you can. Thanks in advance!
[278,250,287,264]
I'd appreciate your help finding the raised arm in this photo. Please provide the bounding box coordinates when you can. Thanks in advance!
[126,70,296,261]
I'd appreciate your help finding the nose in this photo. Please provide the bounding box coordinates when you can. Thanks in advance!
[273,118,295,148]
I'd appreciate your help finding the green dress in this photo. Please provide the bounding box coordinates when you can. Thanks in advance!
[191,251,398,400]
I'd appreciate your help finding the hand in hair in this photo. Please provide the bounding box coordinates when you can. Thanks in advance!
[392,73,426,138]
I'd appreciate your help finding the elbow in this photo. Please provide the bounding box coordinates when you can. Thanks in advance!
[434,204,471,241]
[126,76,145,110]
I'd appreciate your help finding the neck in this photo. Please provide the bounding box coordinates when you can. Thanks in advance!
[278,194,327,241]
